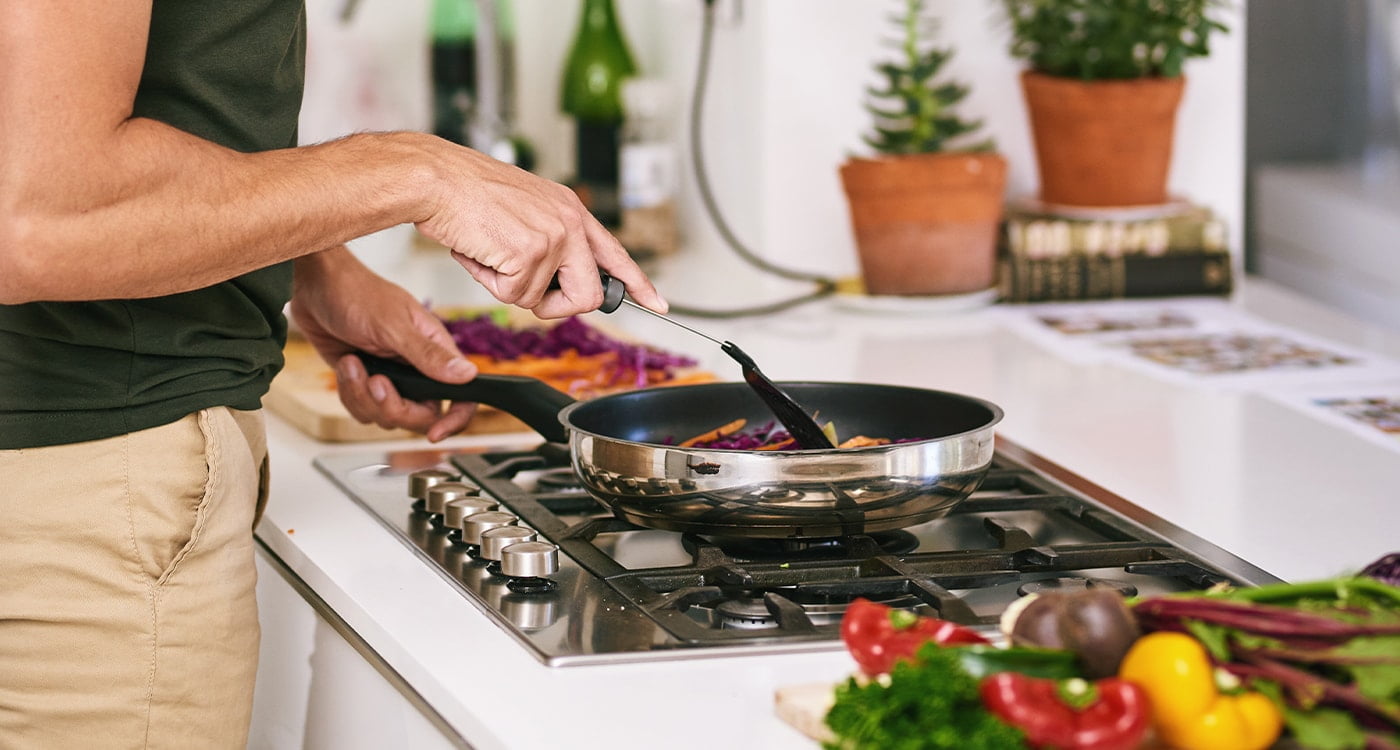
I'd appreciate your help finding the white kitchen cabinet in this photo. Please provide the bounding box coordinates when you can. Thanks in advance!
[250,548,468,750]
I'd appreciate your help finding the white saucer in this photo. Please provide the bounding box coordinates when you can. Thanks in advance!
[832,287,1000,316]
[1008,196,1196,222]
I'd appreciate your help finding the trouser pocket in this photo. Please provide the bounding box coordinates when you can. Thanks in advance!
[125,410,212,582]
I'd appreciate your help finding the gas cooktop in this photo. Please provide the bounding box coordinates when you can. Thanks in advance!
[315,437,1278,667]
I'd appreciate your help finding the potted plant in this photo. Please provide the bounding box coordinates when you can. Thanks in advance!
[1001,0,1229,207]
[839,0,1007,298]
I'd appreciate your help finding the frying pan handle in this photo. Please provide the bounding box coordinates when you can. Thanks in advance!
[356,353,574,444]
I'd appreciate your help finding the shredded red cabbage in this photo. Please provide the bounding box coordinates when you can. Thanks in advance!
[685,421,793,450]
[682,422,927,451]
[439,314,698,385]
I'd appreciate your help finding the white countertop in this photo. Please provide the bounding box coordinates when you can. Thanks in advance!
[255,268,1400,750]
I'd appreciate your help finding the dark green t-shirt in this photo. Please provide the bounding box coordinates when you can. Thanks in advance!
[0,0,307,449]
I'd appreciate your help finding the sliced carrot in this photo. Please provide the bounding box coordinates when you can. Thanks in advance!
[838,435,891,449]
[679,419,747,448]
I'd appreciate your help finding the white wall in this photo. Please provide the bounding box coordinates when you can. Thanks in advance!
[304,0,1248,297]
[516,0,1248,290]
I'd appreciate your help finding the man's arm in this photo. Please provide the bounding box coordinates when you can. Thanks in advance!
[0,1,664,317]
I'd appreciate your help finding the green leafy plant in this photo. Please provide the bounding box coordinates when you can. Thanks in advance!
[862,0,991,155]
[1001,0,1230,81]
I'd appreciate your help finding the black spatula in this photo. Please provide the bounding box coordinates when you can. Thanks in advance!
[590,273,834,450]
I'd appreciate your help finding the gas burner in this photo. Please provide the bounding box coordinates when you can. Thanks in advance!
[694,530,922,561]
[535,468,585,492]
[735,486,806,503]
[705,591,930,631]
[714,598,777,630]
[1017,577,1139,598]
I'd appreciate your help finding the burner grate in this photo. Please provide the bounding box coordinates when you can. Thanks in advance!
[314,438,1278,665]
[440,450,1245,646]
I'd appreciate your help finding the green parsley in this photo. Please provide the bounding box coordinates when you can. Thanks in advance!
[823,641,1026,750]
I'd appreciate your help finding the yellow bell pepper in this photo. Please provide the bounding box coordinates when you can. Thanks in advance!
[1118,631,1283,750]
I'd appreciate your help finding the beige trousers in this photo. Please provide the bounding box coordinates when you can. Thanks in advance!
[0,407,269,750]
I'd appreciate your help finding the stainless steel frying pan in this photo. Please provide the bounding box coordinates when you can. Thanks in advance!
[362,355,1003,539]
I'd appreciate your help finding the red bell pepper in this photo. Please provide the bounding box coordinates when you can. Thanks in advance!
[980,672,1150,750]
[839,597,990,675]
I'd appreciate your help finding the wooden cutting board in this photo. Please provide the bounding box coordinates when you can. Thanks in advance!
[265,309,717,443]
[774,682,838,744]
[263,337,534,442]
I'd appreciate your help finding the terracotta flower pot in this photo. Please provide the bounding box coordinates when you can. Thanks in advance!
[839,151,1007,297]
[1020,71,1185,208]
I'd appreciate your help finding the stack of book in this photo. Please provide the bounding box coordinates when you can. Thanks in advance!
[996,199,1234,303]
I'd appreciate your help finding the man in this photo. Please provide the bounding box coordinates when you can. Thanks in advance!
[0,1,665,747]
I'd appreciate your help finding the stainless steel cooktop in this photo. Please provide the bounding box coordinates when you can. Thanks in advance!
[315,437,1278,667]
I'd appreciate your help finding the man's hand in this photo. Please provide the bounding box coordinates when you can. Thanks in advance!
[291,247,478,442]
[407,140,668,319]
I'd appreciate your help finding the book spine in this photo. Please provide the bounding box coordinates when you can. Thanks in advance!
[1002,214,1227,258]
[997,251,1234,303]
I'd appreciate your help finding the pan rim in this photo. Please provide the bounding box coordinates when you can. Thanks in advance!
[556,380,1005,454]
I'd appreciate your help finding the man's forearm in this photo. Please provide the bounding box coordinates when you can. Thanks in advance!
[0,0,664,374]
[0,121,443,304]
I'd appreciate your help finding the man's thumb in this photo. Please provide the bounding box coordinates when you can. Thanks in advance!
[402,339,476,384]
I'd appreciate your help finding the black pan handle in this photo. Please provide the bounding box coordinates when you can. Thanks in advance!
[357,353,575,443]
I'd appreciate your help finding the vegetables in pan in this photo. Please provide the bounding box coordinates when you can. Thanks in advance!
[980,673,1151,750]
[1118,631,1283,750]
[675,419,915,451]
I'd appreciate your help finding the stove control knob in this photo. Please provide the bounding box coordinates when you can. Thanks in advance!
[479,526,538,562]
[424,481,481,517]
[443,497,499,530]
[460,511,518,546]
[408,469,456,501]
[500,541,559,578]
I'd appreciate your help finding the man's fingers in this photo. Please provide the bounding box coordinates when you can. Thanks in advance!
[532,253,604,319]
[335,353,476,437]
[582,217,667,313]
[362,374,448,432]
[427,401,479,442]
[334,355,380,425]
[397,320,477,385]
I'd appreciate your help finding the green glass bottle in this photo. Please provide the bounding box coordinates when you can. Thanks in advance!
[560,0,637,226]
[429,0,477,145]
[430,0,520,150]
